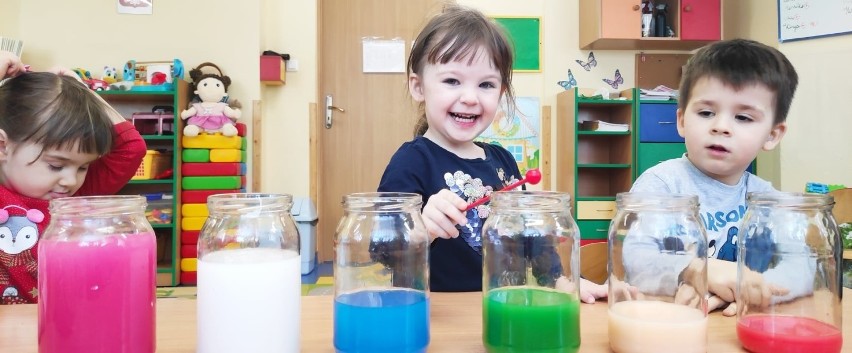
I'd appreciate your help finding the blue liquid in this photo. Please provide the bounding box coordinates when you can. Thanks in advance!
[334,289,429,353]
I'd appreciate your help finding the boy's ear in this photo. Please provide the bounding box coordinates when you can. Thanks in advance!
[675,108,686,138]
[408,73,425,102]
[762,122,787,151]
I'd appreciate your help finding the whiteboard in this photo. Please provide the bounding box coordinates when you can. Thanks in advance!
[778,0,852,42]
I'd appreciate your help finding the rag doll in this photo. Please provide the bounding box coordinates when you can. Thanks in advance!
[180,62,241,137]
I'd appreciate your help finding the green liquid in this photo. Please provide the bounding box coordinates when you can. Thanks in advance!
[483,287,580,353]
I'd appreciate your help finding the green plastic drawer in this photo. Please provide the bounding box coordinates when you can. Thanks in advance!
[577,220,611,240]
[637,143,686,175]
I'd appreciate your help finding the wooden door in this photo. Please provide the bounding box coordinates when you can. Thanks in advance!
[316,0,441,261]
[601,0,642,39]
[680,0,721,40]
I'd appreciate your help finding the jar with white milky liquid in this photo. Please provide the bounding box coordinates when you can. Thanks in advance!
[197,193,301,353]
[608,193,708,353]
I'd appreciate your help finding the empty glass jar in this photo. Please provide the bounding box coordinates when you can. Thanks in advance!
[608,192,708,353]
[38,195,156,353]
[736,192,842,353]
[482,191,580,353]
[333,192,429,353]
[196,193,301,353]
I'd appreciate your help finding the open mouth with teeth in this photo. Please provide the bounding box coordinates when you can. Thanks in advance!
[450,112,479,122]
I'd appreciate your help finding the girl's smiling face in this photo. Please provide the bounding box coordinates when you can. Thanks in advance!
[408,47,503,155]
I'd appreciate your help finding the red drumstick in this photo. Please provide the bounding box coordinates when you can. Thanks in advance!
[464,169,542,211]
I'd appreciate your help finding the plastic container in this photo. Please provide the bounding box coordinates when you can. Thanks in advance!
[481,191,581,353]
[38,195,156,353]
[608,192,708,353]
[291,196,318,274]
[196,193,301,353]
[333,192,429,353]
[133,150,171,180]
[736,192,843,353]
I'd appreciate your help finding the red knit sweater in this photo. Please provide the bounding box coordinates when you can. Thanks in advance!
[0,121,145,304]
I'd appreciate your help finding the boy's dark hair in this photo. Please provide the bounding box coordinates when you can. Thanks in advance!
[679,39,798,125]
[408,4,516,136]
[0,72,113,161]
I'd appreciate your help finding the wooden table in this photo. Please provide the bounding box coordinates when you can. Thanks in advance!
[2,289,849,352]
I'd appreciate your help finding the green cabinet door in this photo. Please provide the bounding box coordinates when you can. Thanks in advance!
[637,143,686,175]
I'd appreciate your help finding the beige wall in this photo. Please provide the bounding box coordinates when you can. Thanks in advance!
[723,0,852,191]
[4,0,849,198]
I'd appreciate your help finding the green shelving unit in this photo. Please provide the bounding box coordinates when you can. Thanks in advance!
[98,81,188,286]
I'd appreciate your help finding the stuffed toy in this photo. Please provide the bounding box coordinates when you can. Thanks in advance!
[180,62,241,137]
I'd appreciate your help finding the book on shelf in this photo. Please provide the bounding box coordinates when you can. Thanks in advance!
[579,120,628,132]
[640,85,678,100]
[0,37,23,57]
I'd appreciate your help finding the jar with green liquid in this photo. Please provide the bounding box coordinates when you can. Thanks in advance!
[481,191,581,353]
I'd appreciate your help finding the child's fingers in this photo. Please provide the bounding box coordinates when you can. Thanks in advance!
[707,295,727,312]
[722,302,738,316]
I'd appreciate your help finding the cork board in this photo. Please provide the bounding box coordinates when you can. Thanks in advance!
[635,53,691,90]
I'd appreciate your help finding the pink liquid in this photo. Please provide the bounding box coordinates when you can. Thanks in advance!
[38,232,157,353]
[737,315,842,353]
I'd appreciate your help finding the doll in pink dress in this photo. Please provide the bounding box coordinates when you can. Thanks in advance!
[180,62,241,137]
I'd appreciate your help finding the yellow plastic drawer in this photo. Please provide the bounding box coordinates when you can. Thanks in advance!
[577,201,616,219]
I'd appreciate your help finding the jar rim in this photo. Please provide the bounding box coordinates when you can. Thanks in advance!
[342,192,422,211]
[746,191,833,208]
[207,193,293,214]
[490,191,572,211]
[616,192,699,209]
[49,195,146,215]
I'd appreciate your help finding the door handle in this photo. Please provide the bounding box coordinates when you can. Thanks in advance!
[325,95,345,129]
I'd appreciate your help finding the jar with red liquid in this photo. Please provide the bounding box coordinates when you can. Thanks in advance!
[333,192,430,353]
[736,192,843,353]
[608,192,708,353]
[38,195,156,353]
[482,191,580,353]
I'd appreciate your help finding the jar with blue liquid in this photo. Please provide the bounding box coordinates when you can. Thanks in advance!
[333,192,429,353]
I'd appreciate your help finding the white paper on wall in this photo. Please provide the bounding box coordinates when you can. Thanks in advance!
[362,38,405,73]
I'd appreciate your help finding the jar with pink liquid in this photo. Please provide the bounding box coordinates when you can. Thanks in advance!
[38,195,157,353]
[608,193,708,353]
[736,192,843,353]
[196,193,301,353]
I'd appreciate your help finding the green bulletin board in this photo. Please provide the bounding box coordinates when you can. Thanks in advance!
[493,17,541,72]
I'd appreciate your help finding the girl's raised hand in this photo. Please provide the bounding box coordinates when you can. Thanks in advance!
[422,189,468,242]
[0,51,25,81]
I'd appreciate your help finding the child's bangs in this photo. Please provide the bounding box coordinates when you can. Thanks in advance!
[428,31,496,67]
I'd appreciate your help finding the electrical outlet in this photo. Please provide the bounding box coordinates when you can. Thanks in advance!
[286,59,299,72]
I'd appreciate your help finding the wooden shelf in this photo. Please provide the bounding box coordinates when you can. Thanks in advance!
[581,38,714,51]
[844,250,852,261]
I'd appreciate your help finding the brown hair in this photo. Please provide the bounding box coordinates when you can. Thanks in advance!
[408,3,516,136]
[679,39,798,125]
[0,72,113,160]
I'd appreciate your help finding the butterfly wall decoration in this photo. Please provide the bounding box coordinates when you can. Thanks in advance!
[557,69,577,90]
[575,52,597,71]
[602,69,624,89]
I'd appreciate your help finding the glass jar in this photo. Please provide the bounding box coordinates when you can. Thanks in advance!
[608,192,708,353]
[481,191,580,353]
[333,192,429,353]
[196,193,301,353]
[38,195,156,353]
[736,192,843,353]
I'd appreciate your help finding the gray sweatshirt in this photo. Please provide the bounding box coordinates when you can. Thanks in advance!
[626,156,814,301]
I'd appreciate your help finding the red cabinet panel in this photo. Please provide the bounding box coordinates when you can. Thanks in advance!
[680,0,721,40]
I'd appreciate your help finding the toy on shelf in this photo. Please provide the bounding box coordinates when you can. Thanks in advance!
[805,182,846,194]
[72,68,110,91]
[180,62,242,137]
[101,66,118,84]
[109,59,184,91]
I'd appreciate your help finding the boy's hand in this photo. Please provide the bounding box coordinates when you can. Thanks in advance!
[422,189,468,241]
[0,51,25,80]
